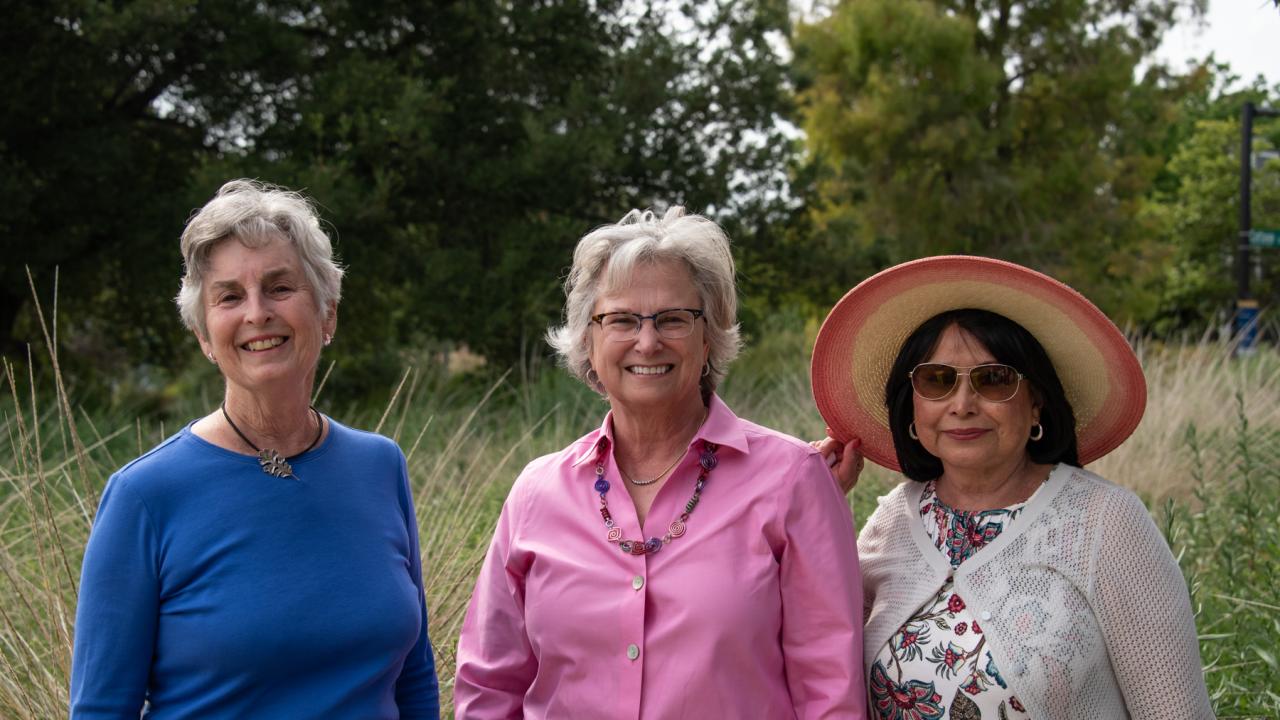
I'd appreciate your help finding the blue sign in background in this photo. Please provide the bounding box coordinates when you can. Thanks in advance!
[1235,301,1261,353]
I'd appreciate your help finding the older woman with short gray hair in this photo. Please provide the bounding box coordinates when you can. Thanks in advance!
[71,179,440,719]
[175,179,344,340]
[456,206,867,718]
[548,208,742,395]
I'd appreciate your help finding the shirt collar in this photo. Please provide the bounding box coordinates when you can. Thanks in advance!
[570,393,750,467]
[571,413,615,467]
[696,393,750,455]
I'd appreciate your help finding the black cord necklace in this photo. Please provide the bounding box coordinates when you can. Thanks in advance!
[220,402,324,478]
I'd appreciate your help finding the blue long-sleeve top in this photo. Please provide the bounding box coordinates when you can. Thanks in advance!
[70,418,440,719]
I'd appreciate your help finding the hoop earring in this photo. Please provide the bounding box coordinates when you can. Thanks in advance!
[207,352,216,363]
[701,362,711,378]
[323,333,332,346]
[1029,422,1044,441]
[586,367,602,390]
[908,423,918,440]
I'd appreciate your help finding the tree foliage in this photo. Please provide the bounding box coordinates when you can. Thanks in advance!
[9,0,1279,403]
[4,0,795,400]
[1141,72,1280,333]
[792,0,1206,322]
[1,0,311,379]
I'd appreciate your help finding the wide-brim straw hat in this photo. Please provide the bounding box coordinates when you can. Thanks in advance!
[810,255,1146,471]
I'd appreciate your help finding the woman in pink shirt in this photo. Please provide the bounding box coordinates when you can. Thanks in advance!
[455,207,866,719]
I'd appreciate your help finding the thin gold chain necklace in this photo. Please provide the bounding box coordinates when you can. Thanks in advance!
[616,409,707,486]
[618,451,685,486]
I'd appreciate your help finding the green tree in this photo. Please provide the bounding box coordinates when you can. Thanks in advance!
[4,1,795,399]
[0,0,351,406]
[1142,73,1280,333]
[213,0,796,394]
[792,0,1204,322]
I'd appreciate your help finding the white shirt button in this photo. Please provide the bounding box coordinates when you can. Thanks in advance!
[632,575,644,591]
[627,643,640,660]
[980,610,992,621]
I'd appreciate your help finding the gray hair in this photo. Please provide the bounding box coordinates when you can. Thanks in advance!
[547,206,742,398]
[175,179,344,338]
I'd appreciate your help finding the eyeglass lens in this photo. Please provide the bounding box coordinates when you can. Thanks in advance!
[598,309,699,340]
[911,363,1022,402]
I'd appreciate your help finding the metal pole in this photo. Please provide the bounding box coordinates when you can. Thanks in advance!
[1239,101,1254,303]
[1235,103,1280,355]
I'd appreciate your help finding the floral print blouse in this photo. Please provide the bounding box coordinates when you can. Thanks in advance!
[868,481,1033,720]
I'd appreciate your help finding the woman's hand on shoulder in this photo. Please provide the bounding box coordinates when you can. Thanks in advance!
[809,429,864,495]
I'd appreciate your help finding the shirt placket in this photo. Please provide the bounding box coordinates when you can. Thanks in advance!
[618,551,647,720]
[593,440,647,719]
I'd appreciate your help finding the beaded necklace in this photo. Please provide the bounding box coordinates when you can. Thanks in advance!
[593,439,719,555]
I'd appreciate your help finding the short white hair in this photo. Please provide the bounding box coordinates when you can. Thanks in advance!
[547,206,741,398]
[175,179,344,338]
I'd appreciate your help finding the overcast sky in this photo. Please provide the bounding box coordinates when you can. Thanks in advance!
[1156,0,1279,89]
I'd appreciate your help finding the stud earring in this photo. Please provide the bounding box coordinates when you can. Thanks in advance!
[323,334,332,346]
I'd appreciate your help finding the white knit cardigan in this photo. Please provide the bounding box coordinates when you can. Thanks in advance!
[858,464,1214,719]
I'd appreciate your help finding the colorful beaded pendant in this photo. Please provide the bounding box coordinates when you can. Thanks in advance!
[594,440,719,555]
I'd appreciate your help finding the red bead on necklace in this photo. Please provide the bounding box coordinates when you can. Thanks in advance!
[593,439,719,555]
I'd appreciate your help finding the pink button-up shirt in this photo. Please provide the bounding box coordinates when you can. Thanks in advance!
[455,395,866,719]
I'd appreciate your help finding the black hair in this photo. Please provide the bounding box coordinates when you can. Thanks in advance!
[885,308,1079,481]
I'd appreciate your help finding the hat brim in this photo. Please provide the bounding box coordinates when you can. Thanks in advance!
[810,256,1146,471]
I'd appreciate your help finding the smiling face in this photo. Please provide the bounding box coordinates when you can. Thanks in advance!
[587,258,709,417]
[911,324,1039,478]
[197,235,336,402]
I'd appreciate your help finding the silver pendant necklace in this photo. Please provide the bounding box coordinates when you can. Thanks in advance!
[220,403,324,478]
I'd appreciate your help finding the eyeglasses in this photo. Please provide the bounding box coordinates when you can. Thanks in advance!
[909,363,1025,403]
[590,308,704,341]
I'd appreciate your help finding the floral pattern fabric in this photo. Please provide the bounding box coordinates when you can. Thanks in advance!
[868,482,1031,720]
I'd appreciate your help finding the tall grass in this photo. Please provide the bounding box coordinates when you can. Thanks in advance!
[1,315,1277,717]
[1164,392,1280,717]
[1094,338,1280,504]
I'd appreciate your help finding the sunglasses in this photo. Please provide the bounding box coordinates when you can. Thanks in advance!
[909,363,1025,403]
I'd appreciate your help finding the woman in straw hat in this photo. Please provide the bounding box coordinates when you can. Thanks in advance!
[455,207,866,718]
[810,256,1212,719]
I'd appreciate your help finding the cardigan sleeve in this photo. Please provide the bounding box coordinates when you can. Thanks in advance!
[69,476,160,719]
[777,453,867,719]
[394,451,442,720]
[1090,488,1214,719]
[453,471,538,719]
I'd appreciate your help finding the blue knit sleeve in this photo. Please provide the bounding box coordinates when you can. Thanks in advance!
[70,475,161,719]
[392,448,441,719]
